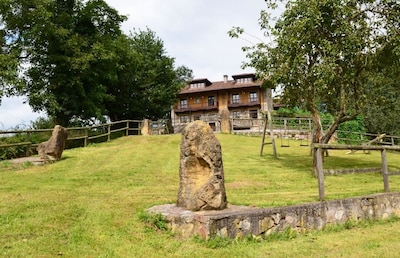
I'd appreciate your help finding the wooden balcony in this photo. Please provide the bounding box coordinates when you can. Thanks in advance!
[228,100,261,108]
[174,102,219,113]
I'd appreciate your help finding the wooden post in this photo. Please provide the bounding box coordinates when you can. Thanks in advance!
[268,111,277,159]
[260,117,267,156]
[316,147,325,201]
[381,149,390,192]
[84,128,88,147]
[126,121,129,136]
[260,88,277,158]
[26,131,31,156]
[107,124,111,141]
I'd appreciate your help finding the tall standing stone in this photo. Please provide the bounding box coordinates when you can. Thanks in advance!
[141,119,150,135]
[37,125,68,161]
[177,120,227,211]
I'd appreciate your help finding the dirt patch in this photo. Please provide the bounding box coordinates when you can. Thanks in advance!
[10,157,45,165]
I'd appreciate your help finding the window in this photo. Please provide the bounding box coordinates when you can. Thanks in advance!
[194,97,200,104]
[249,92,258,102]
[236,77,253,84]
[194,115,201,120]
[208,96,215,106]
[180,99,188,108]
[232,93,240,104]
[249,109,258,119]
[190,82,205,89]
[232,111,241,118]
[180,115,189,123]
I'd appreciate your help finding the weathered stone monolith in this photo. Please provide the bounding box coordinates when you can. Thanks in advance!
[177,120,227,211]
[37,125,68,161]
[141,119,149,135]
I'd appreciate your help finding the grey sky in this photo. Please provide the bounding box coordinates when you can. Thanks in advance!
[0,0,268,130]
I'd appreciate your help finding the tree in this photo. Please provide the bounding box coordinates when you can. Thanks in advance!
[1,1,192,126]
[0,0,126,126]
[105,29,193,121]
[230,0,400,145]
[0,0,44,103]
[26,0,126,126]
[363,35,400,136]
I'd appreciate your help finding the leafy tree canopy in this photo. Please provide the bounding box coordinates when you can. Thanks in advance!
[0,0,192,126]
[363,35,400,135]
[105,29,193,122]
[230,0,400,143]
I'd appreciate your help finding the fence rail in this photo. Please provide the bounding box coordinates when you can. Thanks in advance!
[0,120,143,159]
[313,144,400,201]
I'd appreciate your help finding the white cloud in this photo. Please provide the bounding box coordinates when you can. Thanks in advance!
[107,0,267,80]
[0,96,44,130]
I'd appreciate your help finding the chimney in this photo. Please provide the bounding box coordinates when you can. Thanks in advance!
[223,75,228,83]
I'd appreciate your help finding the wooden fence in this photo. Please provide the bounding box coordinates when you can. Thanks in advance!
[313,144,400,201]
[0,120,143,158]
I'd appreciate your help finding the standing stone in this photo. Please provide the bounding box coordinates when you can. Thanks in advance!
[37,125,68,161]
[177,120,227,211]
[141,119,150,135]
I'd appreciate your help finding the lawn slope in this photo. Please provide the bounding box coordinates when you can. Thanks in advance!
[1,134,400,257]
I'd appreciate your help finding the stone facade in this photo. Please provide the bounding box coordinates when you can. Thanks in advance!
[177,120,227,211]
[148,192,400,239]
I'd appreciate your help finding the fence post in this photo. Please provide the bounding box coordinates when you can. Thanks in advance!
[381,149,390,192]
[107,124,111,141]
[26,131,31,157]
[316,147,325,201]
[84,128,88,147]
[126,121,129,136]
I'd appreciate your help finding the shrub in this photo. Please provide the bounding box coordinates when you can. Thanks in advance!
[337,115,366,144]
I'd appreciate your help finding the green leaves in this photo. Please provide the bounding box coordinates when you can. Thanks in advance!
[231,0,400,140]
[104,29,192,121]
[0,0,191,125]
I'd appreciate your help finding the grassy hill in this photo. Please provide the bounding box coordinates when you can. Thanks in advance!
[1,134,400,257]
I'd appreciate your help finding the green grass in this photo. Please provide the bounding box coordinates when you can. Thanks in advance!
[1,134,400,257]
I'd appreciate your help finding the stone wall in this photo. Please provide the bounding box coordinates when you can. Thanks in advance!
[148,192,400,239]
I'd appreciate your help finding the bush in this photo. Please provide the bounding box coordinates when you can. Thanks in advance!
[337,115,366,144]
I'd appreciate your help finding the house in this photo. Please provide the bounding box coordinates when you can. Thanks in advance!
[171,73,274,132]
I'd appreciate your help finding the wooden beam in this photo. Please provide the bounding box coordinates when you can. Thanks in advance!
[314,144,400,151]
[346,134,386,154]
[316,147,325,201]
[381,149,390,192]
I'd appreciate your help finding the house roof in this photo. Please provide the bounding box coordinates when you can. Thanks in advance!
[179,74,262,95]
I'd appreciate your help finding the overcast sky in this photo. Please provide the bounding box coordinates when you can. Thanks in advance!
[0,0,269,130]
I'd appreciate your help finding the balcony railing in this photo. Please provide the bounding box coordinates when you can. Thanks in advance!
[228,99,261,108]
[174,102,219,113]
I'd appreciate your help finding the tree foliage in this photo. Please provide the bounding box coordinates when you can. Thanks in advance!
[362,31,400,135]
[105,29,193,121]
[230,0,400,143]
[0,0,192,126]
